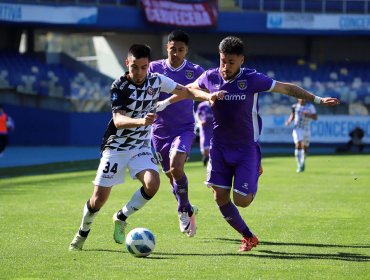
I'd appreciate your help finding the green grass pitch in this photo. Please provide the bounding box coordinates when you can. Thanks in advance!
[0,154,369,279]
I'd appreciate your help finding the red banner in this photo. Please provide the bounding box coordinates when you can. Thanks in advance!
[141,0,218,27]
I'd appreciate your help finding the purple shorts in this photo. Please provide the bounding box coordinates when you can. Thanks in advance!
[206,142,261,196]
[199,128,212,152]
[152,130,195,173]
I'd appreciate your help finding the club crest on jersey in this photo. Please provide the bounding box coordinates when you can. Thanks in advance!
[185,70,194,79]
[147,86,154,95]
[237,80,247,90]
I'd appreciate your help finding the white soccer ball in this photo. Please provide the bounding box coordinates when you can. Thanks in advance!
[125,228,155,257]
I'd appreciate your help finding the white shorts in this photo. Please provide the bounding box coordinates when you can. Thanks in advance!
[292,128,310,147]
[93,148,159,187]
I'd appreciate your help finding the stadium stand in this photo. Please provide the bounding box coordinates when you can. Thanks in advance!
[8,0,138,6]
[238,0,369,14]
[0,51,112,112]
[200,53,370,115]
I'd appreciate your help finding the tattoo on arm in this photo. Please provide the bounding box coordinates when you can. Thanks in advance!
[286,85,314,101]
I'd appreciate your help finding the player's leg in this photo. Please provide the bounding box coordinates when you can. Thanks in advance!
[69,186,112,251]
[169,131,197,236]
[113,149,159,244]
[207,143,257,251]
[0,134,8,156]
[202,148,210,166]
[293,129,305,172]
[302,134,310,171]
[199,130,210,166]
[232,143,260,251]
[69,150,126,251]
[152,136,176,197]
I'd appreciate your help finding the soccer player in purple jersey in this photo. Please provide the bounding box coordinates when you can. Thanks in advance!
[285,99,318,173]
[195,101,213,166]
[148,30,205,237]
[69,44,223,251]
[188,36,340,252]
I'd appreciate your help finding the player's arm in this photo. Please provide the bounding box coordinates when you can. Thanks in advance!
[156,94,187,112]
[273,81,340,106]
[113,110,155,129]
[171,83,224,105]
[285,112,294,126]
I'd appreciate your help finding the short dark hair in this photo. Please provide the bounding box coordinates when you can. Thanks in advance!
[128,44,151,60]
[218,36,244,56]
[167,30,189,45]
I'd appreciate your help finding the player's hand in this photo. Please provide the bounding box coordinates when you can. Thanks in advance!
[156,99,171,112]
[143,113,155,126]
[208,90,226,106]
[321,97,340,106]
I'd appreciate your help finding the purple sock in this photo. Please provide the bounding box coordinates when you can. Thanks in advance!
[219,200,253,237]
[173,175,191,213]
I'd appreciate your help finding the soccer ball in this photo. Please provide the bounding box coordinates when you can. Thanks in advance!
[125,228,155,257]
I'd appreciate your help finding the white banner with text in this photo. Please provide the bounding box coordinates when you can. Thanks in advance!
[260,115,370,143]
[0,3,97,25]
[267,13,370,31]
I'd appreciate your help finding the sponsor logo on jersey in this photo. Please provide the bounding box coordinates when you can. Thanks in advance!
[147,86,154,95]
[111,92,118,101]
[119,80,128,90]
[185,70,194,79]
[237,80,247,90]
[223,93,246,101]
[133,151,152,159]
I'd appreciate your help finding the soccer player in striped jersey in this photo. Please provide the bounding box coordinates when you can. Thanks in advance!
[148,30,205,237]
[187,36,340,252]
[285,99,317,172]
[69,44,223,251]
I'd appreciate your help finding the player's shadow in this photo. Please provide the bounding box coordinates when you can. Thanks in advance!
[215,238,370,249]
[85,248,174,259]
[212,238,370,262]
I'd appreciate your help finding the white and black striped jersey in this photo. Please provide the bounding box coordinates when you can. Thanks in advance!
[101,72,177,152]
[292,102,316,131]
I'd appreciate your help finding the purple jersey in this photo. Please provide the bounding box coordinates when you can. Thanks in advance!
[196,68,275,146]
[149,59,204,138]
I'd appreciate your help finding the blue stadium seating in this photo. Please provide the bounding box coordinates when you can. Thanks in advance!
[0,51,112,111]
[9,0,137,6]
[199,53,370,107]
[239,0,369,14]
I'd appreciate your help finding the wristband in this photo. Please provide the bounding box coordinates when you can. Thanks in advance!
[314,96,322,104]
[156,99,171,112]
[162,99,171,107]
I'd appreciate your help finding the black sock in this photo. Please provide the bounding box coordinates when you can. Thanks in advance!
[116,209,128,221]
[78,229,90,238]
[87,199,100,213]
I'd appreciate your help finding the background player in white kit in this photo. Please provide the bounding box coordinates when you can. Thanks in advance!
[285,99,318,173]
[69,44,223,251]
